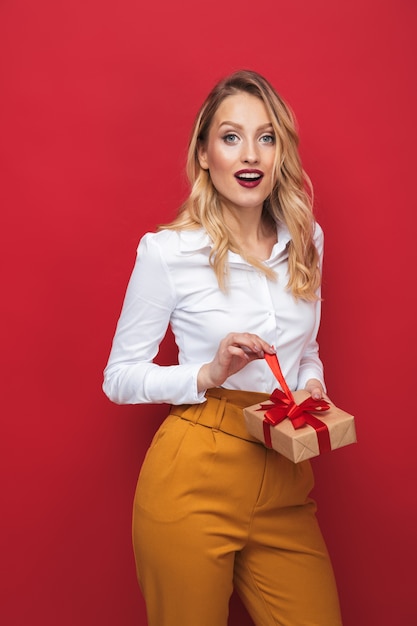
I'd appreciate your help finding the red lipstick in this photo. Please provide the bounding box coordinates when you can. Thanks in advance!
[234,169,264,188]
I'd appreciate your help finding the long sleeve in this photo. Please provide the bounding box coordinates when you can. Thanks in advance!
[103,224,326,405]
[103,234,206,405]
[296,223,325,391]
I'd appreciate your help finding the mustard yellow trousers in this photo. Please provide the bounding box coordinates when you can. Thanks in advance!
[132,389,342,626]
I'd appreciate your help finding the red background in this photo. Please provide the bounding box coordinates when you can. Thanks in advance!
[1,1,416,624]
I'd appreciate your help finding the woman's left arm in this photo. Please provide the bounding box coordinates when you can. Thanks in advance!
[297,222,327,398]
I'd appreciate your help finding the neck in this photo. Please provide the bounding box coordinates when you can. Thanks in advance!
[222,205,277,260]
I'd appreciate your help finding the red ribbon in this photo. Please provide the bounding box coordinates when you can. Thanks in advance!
[260,352,332,454]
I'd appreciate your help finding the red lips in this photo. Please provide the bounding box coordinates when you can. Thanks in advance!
[234,169,264,188]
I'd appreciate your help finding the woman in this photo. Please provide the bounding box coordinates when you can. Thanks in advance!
[103,70,342,626]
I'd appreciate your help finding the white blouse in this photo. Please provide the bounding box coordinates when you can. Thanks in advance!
[103,223,325,406]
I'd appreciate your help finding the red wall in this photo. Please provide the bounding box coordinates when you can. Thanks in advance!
[1,1,416,624]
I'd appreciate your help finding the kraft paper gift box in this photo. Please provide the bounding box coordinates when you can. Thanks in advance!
[243,353,356,463]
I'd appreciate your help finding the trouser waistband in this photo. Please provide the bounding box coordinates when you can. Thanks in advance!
[169,387,270,444]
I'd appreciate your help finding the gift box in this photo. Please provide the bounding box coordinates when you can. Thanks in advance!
[243,353,356,463]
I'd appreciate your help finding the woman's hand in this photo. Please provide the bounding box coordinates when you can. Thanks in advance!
[304,378,332,403]
[197,333,275,392]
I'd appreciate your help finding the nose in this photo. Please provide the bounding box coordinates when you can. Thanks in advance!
[241,139,259,164]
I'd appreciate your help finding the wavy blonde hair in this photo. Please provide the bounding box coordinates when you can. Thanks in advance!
[160,69,321,300]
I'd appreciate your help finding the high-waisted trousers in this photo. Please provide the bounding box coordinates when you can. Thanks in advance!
[132,388,342,626]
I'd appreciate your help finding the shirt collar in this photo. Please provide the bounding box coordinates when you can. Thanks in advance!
[178,224,291,263]
[178,228,212,253]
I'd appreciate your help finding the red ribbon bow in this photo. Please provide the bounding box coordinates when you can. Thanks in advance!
[260,352,332,453]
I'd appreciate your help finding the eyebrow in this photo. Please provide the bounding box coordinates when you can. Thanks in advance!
[218,121,274,131]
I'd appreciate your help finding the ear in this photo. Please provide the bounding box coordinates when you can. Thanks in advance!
[197,141,209,170]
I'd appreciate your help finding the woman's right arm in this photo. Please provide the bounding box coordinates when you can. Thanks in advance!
[197,333,276,391]
[102,234,206,406]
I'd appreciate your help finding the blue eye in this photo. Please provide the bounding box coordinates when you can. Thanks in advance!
[260,134,275,144]
[222,133,239,144]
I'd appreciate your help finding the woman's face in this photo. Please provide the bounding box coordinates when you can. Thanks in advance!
[198,92,276,214]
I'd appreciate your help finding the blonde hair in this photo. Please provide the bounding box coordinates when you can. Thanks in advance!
[160,69,321,300]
